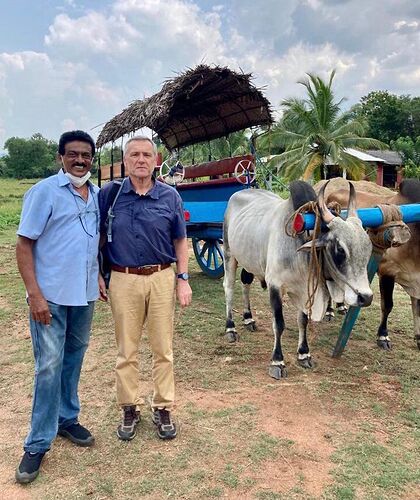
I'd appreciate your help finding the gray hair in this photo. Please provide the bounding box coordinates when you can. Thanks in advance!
[124,136,157,156]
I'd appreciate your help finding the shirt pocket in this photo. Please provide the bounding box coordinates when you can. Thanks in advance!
[113,201,134,232]
[144,206,172,233]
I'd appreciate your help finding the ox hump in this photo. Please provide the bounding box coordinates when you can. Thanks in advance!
[399,179,420,203]
[290,180,317,210]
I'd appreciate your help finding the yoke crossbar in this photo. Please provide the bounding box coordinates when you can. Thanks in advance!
[296,203,420,231]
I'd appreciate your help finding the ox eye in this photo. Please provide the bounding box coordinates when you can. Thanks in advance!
[332,242,346,267]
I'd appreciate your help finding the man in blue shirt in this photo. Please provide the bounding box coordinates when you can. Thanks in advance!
[15,130,106,484]
[99,136,192,442]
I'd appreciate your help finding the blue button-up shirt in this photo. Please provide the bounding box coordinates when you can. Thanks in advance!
[17,170,100,306]
[99,178,186,267]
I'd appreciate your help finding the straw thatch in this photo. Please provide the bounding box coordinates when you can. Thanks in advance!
[96,65,273,150]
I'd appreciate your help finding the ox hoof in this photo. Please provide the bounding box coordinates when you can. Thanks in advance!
[415,337,420,350]
[268,364,287,380]
[298,356,313,369]
[244,321,256,332]
[324,312,334,322]
[337,305,348,316]
[225,331,239,343]
[377,338,392,350]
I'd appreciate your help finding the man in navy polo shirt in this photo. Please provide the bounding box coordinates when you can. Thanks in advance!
[99,136,192,441]
[15,130,106,484]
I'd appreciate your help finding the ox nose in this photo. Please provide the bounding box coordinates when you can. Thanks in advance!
[357,292,373,307]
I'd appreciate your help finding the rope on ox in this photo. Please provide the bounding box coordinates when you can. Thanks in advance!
[285,201,340,323]
[367,204,409,249]
[285,201,409,325]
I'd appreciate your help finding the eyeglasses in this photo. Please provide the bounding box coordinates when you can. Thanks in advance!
[64,151,93,161]
[68,187,99,237]
[77,208,99,237]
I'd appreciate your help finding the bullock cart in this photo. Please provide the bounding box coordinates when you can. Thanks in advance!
[96,65,273,278]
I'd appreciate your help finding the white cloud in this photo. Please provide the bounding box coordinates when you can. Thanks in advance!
[0,50,124,145]
[1,0,419,149]
[45,12,140,55]
[394,20,419,32]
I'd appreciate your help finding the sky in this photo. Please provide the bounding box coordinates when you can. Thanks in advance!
[0,0,419,150]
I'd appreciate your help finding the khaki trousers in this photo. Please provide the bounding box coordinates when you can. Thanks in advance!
[109,266,176,410]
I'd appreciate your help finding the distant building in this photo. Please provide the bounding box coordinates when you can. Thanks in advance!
[365,150,403,188]
[325,148,403,188]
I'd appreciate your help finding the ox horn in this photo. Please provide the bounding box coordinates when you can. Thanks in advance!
[317,180,334,224]
[347,182,358,218]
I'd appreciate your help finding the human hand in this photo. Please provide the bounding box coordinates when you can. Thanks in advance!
[176,280,192,307]
[28,293,51,325]
[98,274,108,302]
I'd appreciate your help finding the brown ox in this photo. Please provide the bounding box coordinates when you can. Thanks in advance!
[319,178,420,350]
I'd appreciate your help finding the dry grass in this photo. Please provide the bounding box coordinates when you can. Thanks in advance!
[0,179,419,500]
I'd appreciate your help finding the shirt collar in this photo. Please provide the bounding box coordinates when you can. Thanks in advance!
[124,177,160,199]
[58,168,71,187]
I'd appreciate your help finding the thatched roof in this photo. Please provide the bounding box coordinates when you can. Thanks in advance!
[96,65,273,150]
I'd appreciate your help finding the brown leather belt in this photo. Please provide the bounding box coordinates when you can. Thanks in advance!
[111,263,171,276]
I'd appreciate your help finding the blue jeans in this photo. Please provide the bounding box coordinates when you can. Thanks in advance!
[24,301,95,453]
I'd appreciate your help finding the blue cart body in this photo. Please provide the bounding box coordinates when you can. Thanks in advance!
[176,178,250,278]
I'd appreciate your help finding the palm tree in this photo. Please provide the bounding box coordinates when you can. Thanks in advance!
[260,71,384,181]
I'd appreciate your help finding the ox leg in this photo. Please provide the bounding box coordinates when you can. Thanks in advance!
[377,275,394,350]
[241,269,256,331]
[410,297,420,350]
[324,298,335,322]
[297,311,313,369]
[268,286,287,379]
[223,253,239,343]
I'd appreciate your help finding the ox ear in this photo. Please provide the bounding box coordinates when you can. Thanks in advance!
[297,238,327,253]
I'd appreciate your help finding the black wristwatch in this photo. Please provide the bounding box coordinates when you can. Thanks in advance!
[176,272,189,281]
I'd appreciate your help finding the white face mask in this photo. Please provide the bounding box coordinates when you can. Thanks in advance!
[64,170,92,187]
[61,158,91,187]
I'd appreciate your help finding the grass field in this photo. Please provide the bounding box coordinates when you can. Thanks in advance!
[0,178,419,499]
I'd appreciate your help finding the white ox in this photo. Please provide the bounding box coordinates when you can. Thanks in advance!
[223,180,373,379]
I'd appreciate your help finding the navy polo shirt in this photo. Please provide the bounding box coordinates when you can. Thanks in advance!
[99,178,186,267]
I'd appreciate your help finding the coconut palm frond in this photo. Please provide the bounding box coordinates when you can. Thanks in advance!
[339,152,367,180]
[302,153,323,181]
[267,70,385,181]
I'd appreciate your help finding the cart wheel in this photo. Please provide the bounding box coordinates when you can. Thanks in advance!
[160,159,185,185]
[234,159,256,185]
[192,238,224,278]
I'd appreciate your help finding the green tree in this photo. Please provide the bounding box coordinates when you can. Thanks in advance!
[409,96,420,138]
[390,136,420,164]
[390,136,420,179]
[356,91,415,143]
[98,145,123,165]
[175,131,250,165]
[3,134,58,178]
[261,71,384,181]
[0,156,5,176]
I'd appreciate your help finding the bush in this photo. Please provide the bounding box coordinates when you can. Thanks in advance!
[403,160,420,179]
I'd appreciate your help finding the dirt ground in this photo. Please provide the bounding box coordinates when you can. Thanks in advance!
[0,254,418,499]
